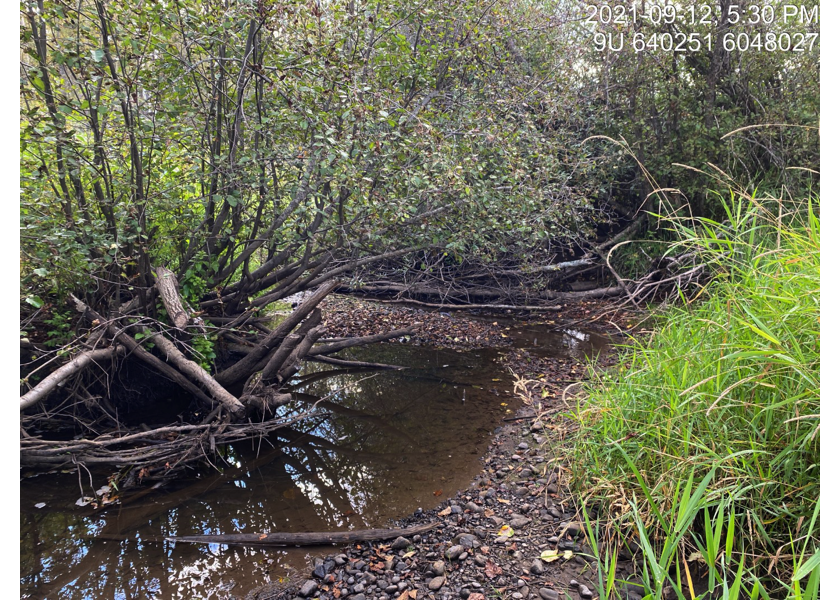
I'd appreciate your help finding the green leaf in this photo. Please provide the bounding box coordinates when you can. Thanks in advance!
[25,296,44,308]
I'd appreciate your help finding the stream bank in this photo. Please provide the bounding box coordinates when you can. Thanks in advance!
[21,296,634,599]
[245,298,644,600]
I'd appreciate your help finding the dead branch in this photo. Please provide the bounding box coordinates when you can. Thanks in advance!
[20,346,125,411]
[154,266,189,329]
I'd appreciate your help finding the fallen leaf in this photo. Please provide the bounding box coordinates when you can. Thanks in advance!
[687,551,705,563]
[468,594,485,600]
[480,546,490,554]
[259,534,268,540]
[498,498,510,504]
[485,561,503,579]
[438,506,452,516]
[540,550,560,563]
[433,489,443,497]
[563,550,574,560]
[34,502,45,509]
[498,525,514,537]
[403,550,416,559]
[409,591,417,599]
[484,508,495,517]
[397,592,410,600]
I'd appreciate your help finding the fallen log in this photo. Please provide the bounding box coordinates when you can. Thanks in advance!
[97,522,441,546]
[309,327,416,357]
[306,355,406,370]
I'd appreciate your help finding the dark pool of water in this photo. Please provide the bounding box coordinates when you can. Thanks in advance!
[20,322,609,599]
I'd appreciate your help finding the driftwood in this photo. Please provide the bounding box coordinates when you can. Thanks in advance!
[112,522,441,546]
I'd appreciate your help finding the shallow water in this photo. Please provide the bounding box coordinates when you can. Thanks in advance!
[20,322,609,599]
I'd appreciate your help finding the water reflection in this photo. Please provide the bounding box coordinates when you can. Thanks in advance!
[20,326,607,599]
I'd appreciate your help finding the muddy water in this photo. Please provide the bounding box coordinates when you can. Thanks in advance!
[20,322,609,600]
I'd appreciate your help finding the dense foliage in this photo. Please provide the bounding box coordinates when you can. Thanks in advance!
[21,0,819,315]
[566,194,820,598]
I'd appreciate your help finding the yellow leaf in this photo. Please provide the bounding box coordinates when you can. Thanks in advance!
[563,550,574,560]
[540,550,560,563]
[498,525,514,537]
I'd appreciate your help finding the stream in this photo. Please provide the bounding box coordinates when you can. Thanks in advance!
[20,318,609,599]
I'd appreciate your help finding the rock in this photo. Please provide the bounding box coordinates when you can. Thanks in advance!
[450,505,463,514]
[578,585,593,599]
[395,561,408,573]
[313,565,328,580]
[376,580,388,590]
[353,584,366,594]
[432,561,446,576]
[484,488,496,499]
[465,502,482,512]
[511,454,523,461]
[518,442,529,450]
[473,554,487,567]
[350,595,366,600]
[429,577,446,591]
[300,581,319,597]
[530,421,544,432]
[530,559,545,575]
[560,521,582,538]
[474,527,487,539]
[391,537,411,550]
[515,487,530,496]
[568,580,579,589]
[458,552,468,561]
[445,545,464,560]
[538,589,559,600]
[385,586,398,594]
[454,533,479,548]
[459,589,472,599]
[510,515,530,528]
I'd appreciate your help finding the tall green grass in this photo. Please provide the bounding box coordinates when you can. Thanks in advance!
[563,194,819,599]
